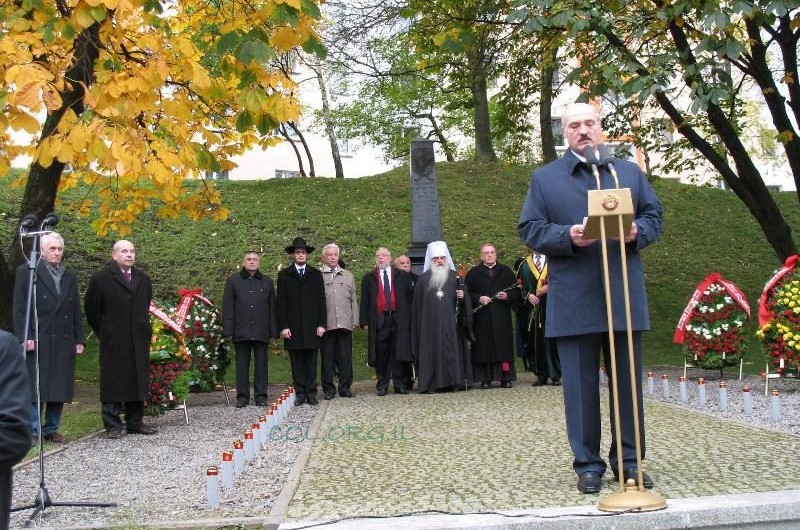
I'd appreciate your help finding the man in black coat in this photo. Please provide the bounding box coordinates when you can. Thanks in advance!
[277,237,326,406]
[360,247,414,395]
[85,240,157,438]
[13,232,85,443]
[0,329,32,530]
[223,251,278,408]
[465,243,520,389]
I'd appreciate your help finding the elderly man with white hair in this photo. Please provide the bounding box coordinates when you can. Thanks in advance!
[13,232,85,444]
[411,241,473,394]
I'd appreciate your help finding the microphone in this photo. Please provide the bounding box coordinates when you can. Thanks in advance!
[40,212,59,230]
[583,145,602,186]
[597,144,620,187]
[19,214,38,231]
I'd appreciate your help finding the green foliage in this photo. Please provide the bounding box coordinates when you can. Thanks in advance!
[2,163,799,380]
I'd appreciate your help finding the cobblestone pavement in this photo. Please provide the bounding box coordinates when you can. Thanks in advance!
[284,374,800,522]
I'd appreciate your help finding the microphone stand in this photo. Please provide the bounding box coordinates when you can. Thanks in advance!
[11,215,116,527]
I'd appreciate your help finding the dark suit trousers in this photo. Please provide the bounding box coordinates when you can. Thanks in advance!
[102,401,145,433]
[374,314,406,392]
[235,340,269,405]
[289,349,318,401]
[557,332,645,476]
[321,329,353,396]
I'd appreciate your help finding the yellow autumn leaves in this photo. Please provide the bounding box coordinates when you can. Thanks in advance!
[1,0,322,235]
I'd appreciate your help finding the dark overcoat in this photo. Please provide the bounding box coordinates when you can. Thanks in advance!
[84,262,153,402]
[360,267,414,366]
[222,269,278,343]
[276,265,326,350]
[465,262,520,364]
[518,152,663,337]
[0,330,32,529]
[13,262,85,402]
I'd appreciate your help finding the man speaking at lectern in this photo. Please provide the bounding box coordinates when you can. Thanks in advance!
[518,102,663,494]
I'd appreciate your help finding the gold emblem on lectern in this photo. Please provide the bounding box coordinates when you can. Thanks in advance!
[601,193,620,211]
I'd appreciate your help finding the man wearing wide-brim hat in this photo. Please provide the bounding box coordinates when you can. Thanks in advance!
[277,237,327,406]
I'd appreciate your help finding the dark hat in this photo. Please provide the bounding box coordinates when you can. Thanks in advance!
[285,236,315,254]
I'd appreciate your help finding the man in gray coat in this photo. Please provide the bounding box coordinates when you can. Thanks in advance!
[13,232,84,443]
[518,103,663,494]
[320,243,359,399]
[223,251,278,408]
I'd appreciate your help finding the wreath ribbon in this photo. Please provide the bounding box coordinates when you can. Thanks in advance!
[175,288,214,329]
[149,302,183,334]
[758,255,800,326]
[673,272,750,344]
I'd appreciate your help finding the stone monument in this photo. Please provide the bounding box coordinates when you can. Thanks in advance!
[408,139,442,274]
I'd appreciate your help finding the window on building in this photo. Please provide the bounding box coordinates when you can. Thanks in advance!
[275,169,301,179]
[550,118,564,146]
[204,170,229,180]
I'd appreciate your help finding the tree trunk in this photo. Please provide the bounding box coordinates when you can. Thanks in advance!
[314,67,345,179]
[288,121,315,178]
[539,46,558,163]
[279,124,307,177]
[419,113,455,162]
[472,71,497,162]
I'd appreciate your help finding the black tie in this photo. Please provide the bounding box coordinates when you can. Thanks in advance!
[383,269,391,309]
[299,267,304,277]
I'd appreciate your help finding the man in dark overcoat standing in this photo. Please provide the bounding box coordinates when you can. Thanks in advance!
[360,247,414,395]
[0,329,33,530]
[13,232,85,443]
[277,237,326,406]
[223,251,278,408]
[85,239,156,438]
[518,102,663,494]
[465,243,520,389]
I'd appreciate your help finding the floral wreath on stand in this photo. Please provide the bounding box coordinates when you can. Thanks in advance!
[756,255,800,376]
[147,302,191,417]
[175,288,230,392]
[674,272,750,372]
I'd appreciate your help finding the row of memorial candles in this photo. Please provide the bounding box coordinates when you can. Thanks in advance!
[600,368,783,421]
[207,386,296,508]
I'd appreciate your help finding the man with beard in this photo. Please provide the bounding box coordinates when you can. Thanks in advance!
[277,237,326,406]
[360,247,414,395]
[85,240,157,438]
[466,243,520,389]
[411,241,473,393]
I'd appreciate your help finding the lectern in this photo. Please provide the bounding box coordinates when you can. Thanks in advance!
[584,149,667,513]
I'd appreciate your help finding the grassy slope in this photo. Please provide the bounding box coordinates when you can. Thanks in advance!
[1,162,798,383]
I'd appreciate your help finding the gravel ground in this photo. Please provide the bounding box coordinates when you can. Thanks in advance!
[9,369,800,529]
[10,386,314,529]
[642,366,800,435]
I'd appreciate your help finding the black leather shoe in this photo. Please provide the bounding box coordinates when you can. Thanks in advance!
[613,468,654,489]
[531,377,548,387]
[340,390,355,398]
[479,381,491,389]
[323,393,335,400]
[500,381,513,388]
[294,397,306,406]
[550,379,562,386]
[577,471,602,494]
[394,386,409,394]
[307,397,319,405]
[236,401,248,408]
[255,400,268,407]
[128,425,158,435]
[376,388,387,396]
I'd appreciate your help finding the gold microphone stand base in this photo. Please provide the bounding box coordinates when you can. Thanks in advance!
[598,480,667,513]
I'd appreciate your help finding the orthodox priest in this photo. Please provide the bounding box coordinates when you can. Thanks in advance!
[411,241,473,393]
[466,243,520,388]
